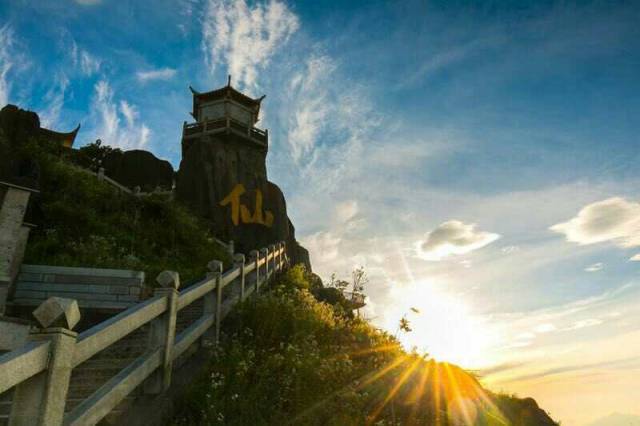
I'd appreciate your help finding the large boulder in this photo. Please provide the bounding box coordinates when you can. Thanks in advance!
[0,105,42,188]
[103,150,174,192]
[176,135,311,270]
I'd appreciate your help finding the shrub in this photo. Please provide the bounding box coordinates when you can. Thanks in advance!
[23,153,230,284]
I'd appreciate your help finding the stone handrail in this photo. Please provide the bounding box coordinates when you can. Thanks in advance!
[0,242,288,426]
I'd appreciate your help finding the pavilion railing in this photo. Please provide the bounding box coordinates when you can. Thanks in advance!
[182,118,268,145]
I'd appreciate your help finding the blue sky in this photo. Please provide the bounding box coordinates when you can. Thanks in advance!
[2,1,640,424]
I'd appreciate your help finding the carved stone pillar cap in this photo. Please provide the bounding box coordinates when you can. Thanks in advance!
[156,270,181,289]
[207,260,224,273]
[33,297,80,330]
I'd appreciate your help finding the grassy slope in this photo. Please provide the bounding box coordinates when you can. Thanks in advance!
[23,153,231,286]
[173,266,558,426]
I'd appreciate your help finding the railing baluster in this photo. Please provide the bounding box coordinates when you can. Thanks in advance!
[10,297,80,426]
[261,247,269,284]
[268,244,274,277]
[234,254,245,302]
[250,250,260,294]
[144,271,180,394]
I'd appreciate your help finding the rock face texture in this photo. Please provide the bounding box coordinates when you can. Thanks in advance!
[176,134,310,269]
[103,150,174,192]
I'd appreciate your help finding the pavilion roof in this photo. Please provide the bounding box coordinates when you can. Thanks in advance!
[39,123,80,149]
[189,80,265,118]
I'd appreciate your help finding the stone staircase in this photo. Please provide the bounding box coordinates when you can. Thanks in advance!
[0,299,205,426]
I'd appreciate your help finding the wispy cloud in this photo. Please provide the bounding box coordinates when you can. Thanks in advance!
[551,197,640,248]
[562,318,603,331]
[286,55,337,164]
[507,356,640,382]
[301,231,341,264]
[0,25,15,106]
[417,220,500,261]
[91,80,150,150]
[136,67,177,83]
[585,262,604,272]
[201,0,299,91]
[39,72,70,128]
[69,38,101,76]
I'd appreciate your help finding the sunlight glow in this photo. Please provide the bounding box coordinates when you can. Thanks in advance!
[383,279,496,368]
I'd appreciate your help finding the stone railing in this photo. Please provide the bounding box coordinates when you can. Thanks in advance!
[343,291,366,309]
[71,165,175,198]
[0,242,287,426]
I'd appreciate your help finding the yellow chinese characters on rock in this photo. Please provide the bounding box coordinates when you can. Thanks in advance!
[219,183,274,227]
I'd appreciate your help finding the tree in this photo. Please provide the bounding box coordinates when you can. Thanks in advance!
[73,139,122,171]
[328,272,350,293]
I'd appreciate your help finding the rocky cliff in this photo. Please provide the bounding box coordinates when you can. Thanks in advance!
[176,132,310,269]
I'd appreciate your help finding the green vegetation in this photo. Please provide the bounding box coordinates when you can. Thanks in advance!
[173,266,557,426]
[22,142,230,285]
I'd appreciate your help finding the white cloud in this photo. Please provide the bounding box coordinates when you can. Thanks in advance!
[585,262,604,272]
[136,68,177,82]
[79,50,101,76]
[534,323,557,333]
[286,55,337,163]
[39,72,70,128]
[630,254,640,262]
[91,80,150,150]
[550,197,640,248]
[563,318,603,331]
[501,245,520,254]
[301,231,341,264]
[202,0,299,91]
[334,200,359,223]
[74,0,101,5]
[0,25,14,106]
[69,38,101,76]
[417,220,500,261]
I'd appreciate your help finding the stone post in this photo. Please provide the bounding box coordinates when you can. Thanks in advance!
[270,244,277,274]
[233,254,245,302]
[249,250,260,294]
[144,271,180,394]
[97,167,105,181]
[276,242,283,271]
[261,247,269,283]
[9,297,80,426]
[281,241,286,269]
[260,247,271,283]
[0,182,38,315]
[206,260,223,344]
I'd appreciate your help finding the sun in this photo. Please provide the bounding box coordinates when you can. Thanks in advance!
[384,279,495,368]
